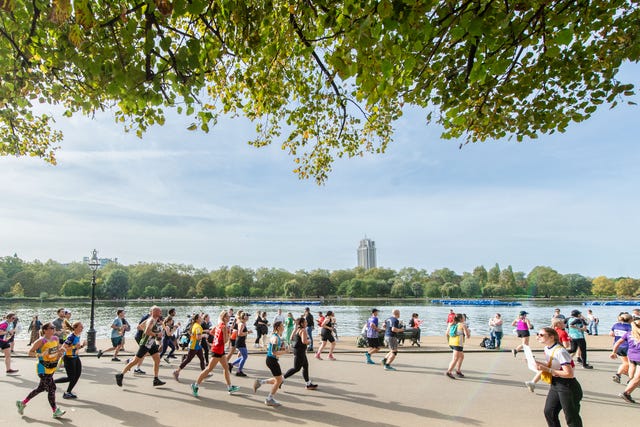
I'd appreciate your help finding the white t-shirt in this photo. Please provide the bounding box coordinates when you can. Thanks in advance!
[544,343,572,370]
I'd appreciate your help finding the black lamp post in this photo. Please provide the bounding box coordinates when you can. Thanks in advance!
[86,249,100,353]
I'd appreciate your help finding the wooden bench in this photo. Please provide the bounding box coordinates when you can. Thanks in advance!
[398,328,421,347]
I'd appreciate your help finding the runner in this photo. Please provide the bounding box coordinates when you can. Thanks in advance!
[229,312,251,376]
[611,318,640,403]
[315,310,337,360]
[115,306,166,388]
[364,308,383,364]
[383,309,405,371]
[0,312,19,374]
[97,309,126,361]
[512,311,533,357]
[226,309,242,362]
[283,316,318,390]
[191,310,240,397]
[172,313,206,382]
[253,321,288,407]
[445,313,470,379]
[16,322,66,419]
[55,321,86,399]
[610,312,633,384]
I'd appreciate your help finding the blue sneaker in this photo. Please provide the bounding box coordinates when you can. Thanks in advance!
[191,383,199,397]
[228,385,240,394]
[366,358,375,365]
[384,365,396,371]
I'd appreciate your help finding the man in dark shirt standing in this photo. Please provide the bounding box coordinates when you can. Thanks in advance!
[304,307,314,352]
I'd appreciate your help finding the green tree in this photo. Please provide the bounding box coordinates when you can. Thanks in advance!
[527,266,567,297]
[472,266,488,287]
[60,279,89,297]
[499,265,517,294]
[460,275,481,297]
[283,279,301,298]
[104,269,130,299]
[390,280,412,298]
[564,274,592,296]
[195,277,218,298]
[1,2,637,183]
[591,276,615,297]
[487,263,501,285]
[161,283,178,298]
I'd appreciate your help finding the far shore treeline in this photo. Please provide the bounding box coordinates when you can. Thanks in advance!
[0,255,637,301]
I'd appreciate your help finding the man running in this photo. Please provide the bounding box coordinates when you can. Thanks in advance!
[364,309,382,364]
[382,309,404,371]
[115,306,166,387]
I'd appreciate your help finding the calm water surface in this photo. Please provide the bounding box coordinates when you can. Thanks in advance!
[1,299,636,340]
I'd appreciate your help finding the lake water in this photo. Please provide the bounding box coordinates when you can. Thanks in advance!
[1,299,636,340]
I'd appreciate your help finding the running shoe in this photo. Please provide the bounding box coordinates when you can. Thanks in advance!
[456,371,465,378]
[153,378,166,387]
[576,357,583,364]
[253,379,261,393]
[445,372,456,380]
[305,383,318,390]
[613,375,621,384]
[164,357,171,364]
[16,400,25,415]
[512,349,517,357]
[328,355,336,361]
[265,397,282,407]
[315,353,322,360]
[134,368,146,375]
[97,350,103,359]
[52,407,66,418]
[173,370,180,382]
[62,392,76,399]
[229,365,234,374]
[112,357,121,362]
[228,385,240,394]
[366,359,376,365]
[619,392,636,403]
[236,371,247,377]
[583,364,594,369]
[525,381,535,393]
[115,373,124,387]
[384,365,396,371]
[191,383,199,397]
[6,369,19,374]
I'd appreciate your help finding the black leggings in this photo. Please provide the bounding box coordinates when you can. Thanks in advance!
[544,377,583,427]
[179,349,206,370]
[569,338,588,365]
[26,373,57,409]
[284,347,309,382]
[54,356,82,393]
[159,336,176,358]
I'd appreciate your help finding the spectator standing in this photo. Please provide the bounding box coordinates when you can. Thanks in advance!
[28,315,42,346]
[586,309,599,335]
[304,307,315,352]
[489,313,503,350]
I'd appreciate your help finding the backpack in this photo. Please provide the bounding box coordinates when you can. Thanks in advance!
[480,337,494,349]
[447,323,460,346]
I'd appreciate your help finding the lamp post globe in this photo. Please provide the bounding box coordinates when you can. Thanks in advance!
[86,249,100,353]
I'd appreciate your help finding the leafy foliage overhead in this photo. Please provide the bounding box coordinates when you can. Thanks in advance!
[1,0,638,182]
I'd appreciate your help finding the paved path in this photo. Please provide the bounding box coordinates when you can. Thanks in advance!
[0,335,635,426]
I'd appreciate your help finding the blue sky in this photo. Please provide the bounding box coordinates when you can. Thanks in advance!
[1,63,638,278]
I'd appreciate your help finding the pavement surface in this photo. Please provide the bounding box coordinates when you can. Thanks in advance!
[0,335,636,426]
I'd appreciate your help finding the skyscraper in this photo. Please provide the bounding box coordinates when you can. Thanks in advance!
[357,237,377,269]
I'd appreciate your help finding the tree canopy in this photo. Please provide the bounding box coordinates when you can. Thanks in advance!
[1,1,638,182]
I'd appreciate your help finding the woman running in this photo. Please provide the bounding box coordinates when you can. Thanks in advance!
[253,321,288,407]
[55,321,86,399]
[315,311,337,360]
[172,313,206,382]
[16,322,66,419]
[230,312,251,376]
[610,312,633,384]
[611,318,640,403]
[191,311,240,397]
[283,316,318,389]
[512,311,533,357]
[535,327,583,426]
[445,313,470,379]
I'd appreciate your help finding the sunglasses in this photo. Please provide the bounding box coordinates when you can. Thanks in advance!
[536,333,548,337]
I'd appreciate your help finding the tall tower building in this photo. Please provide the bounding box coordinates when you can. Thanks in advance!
[357,237,377,269]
